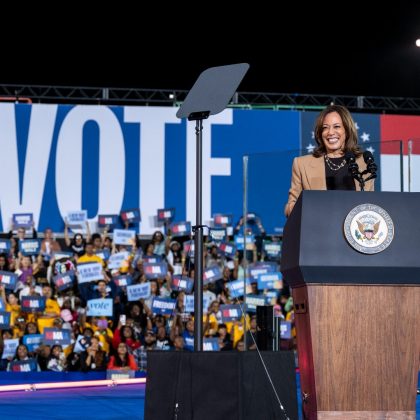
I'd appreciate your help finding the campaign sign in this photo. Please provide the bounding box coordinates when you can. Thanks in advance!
[9,358,38,372]
[213,214,232,227]
[113,274,133,288]
[183,295,212,313]
[73,335,91,353]
[98,214,118,228]
[143,262,167,279]
[257,272,283,290]
[22,334,43,352]
[280,321,292,339]
[77,262,104,284]
[67,210,87,226]
[220,304,242,322]
[245,295,267,313]
[234,234,255,251]
[263,241,282,259]
[248,262,277,281]
[218,241,237,258]
[157,208,175,222]
[21,296,46,312]
[169,221,191,238]
[151,297,176,316]
[2,338,19,359]
[227,279,245,298]
[113,229,136,246]
[120,208,141,223]
[53,270,75,292]
[87,299,113,317]
[142,255,162,264]
[108,251,130,269]
[19,239,41,256]
[0,239,11,254]
[0,271,18,290]
[209,228,226,243]
[43,328,71,346]
[203,265,222,285]
[95,249,110,262]
[13,213,33,228]
[203,337,220,352]
[53,251,73,260]
[0,311,11,329]
[183,240,194,257]
[171,275,194,293]
[0,300,3,311]
[126,283,151,301]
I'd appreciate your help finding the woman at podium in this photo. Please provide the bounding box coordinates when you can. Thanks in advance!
[285,105,374,217]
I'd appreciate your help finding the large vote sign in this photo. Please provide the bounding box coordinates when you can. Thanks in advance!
[87,298,113,316]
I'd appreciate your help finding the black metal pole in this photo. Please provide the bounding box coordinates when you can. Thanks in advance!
[194,119,203,351]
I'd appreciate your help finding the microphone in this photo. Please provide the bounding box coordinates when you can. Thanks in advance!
[363,151,377,176]
[345,152,359,178]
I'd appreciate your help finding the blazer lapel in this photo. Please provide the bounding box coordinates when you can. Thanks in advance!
[307,156,327,190]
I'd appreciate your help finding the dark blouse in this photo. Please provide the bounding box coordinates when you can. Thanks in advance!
[325,157,355,191]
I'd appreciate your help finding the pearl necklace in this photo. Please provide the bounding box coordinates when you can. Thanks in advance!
[324,154,346,171]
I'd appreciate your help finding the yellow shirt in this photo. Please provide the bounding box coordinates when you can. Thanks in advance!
[37,298,61,333]
[6,303,21,326]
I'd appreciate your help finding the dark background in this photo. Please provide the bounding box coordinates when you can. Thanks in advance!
[3,5,420,98]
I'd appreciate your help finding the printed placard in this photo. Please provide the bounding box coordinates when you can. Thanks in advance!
[43,328,71,346]
[183,240,194,257]
[19,239,41,256]
[203,265,223,285]
[98,214,118,228]
[0,311,11,329]
[73,335,91,353]
[108,251,130,270]
[9,358,38,372]
[169,221,191,238]
[2,338,19,359]
[77,262,104,283]
[113,229,136,246]
[183,295,212,313]
[13,213,33,228]
[53,270,75,291]
[220,304,242,322]
[0,239,11,254]
[245,295,267,312]
[0,271,18,290]
[53,251,74,260]
[213,214,232,227]
[142,255,162,264]
[171,275,194,293]
[151,297,176,316]
[67,210,87,226]
[0,300,3,311]
[21,296,46,312]
[113,275,133,288]
[95,249,110,262]
[248,262,277,280]
[22,334,43,352]
[203,337,220,351]
[234,234,255,251]
[157,208,175,222]
[218,241,237,258]
[280,321,292,339]
[263,241,282,258]
[257,272,283,290]
[227,279,245,298]
[87,298,113,317]
[143,262,167,279]
[126,283,151,301]
[209,228,226,243]
[120,208,141,223]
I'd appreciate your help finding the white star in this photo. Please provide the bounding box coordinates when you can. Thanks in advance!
[311,131,315,139]
[366,146,375,154]
[360,132,370,142]
[355,122,360,130]
[306,143,316,153]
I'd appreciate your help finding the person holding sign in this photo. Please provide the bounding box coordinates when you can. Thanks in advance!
[8,221,37,258]
[7,344,41,371]
[107,342,137,371]
[81,336,107,371]
[285,105,374,217]
[64,219,91,257]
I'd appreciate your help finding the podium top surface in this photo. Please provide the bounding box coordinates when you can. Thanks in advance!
[281,190,420,287]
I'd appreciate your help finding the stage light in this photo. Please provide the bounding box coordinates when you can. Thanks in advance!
[416,39,420,47]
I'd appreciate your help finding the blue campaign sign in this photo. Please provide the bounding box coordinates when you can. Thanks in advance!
[126,283,151,301]
[0,239,11,254]
[183,240,194,257]
[98,214,118,228]
[183,294,212,313]
[157,208,175,222]
[19,239,41,256]
[213,214,232,227]
[87,298,113,317]
[0,271,18,290]
[234,234,255,251]
[143,262,167,279]
[218,241,236,258]
[227,279,245,298]
[248,262,278,281]
[21,296,46,312]
[9,358,38,372]
[209,228,226,243]
[43,328,71,346]
[263,241,282,259]
[113,229,136,246]
[108,251,129,269]
[169,221,191,238]
[95,249,110,261]
[220,304,242,322]
[53,270,75,291]
[22,334,43,352]
[151,297,176,315]
[203,265,223,285]
[77,262,104,284]
[120,208,141,223]
[0,311,11,329]
[12,213,33,228]
[257,272,283,290]
[245,295,267,313]
[67,210,87,225]
[53,251,74,260]
[203,337,220,351]
[280,321,292,339]
[142,255,162,264]
[171,275,194,293]
[113,274,133,288]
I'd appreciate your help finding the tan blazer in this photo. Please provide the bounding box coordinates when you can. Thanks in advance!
[285,154,374,217]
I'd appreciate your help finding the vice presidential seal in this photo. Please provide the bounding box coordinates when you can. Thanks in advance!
[344,204,394,254]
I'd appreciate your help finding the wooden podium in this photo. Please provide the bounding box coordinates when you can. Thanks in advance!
[281,191,420,420]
